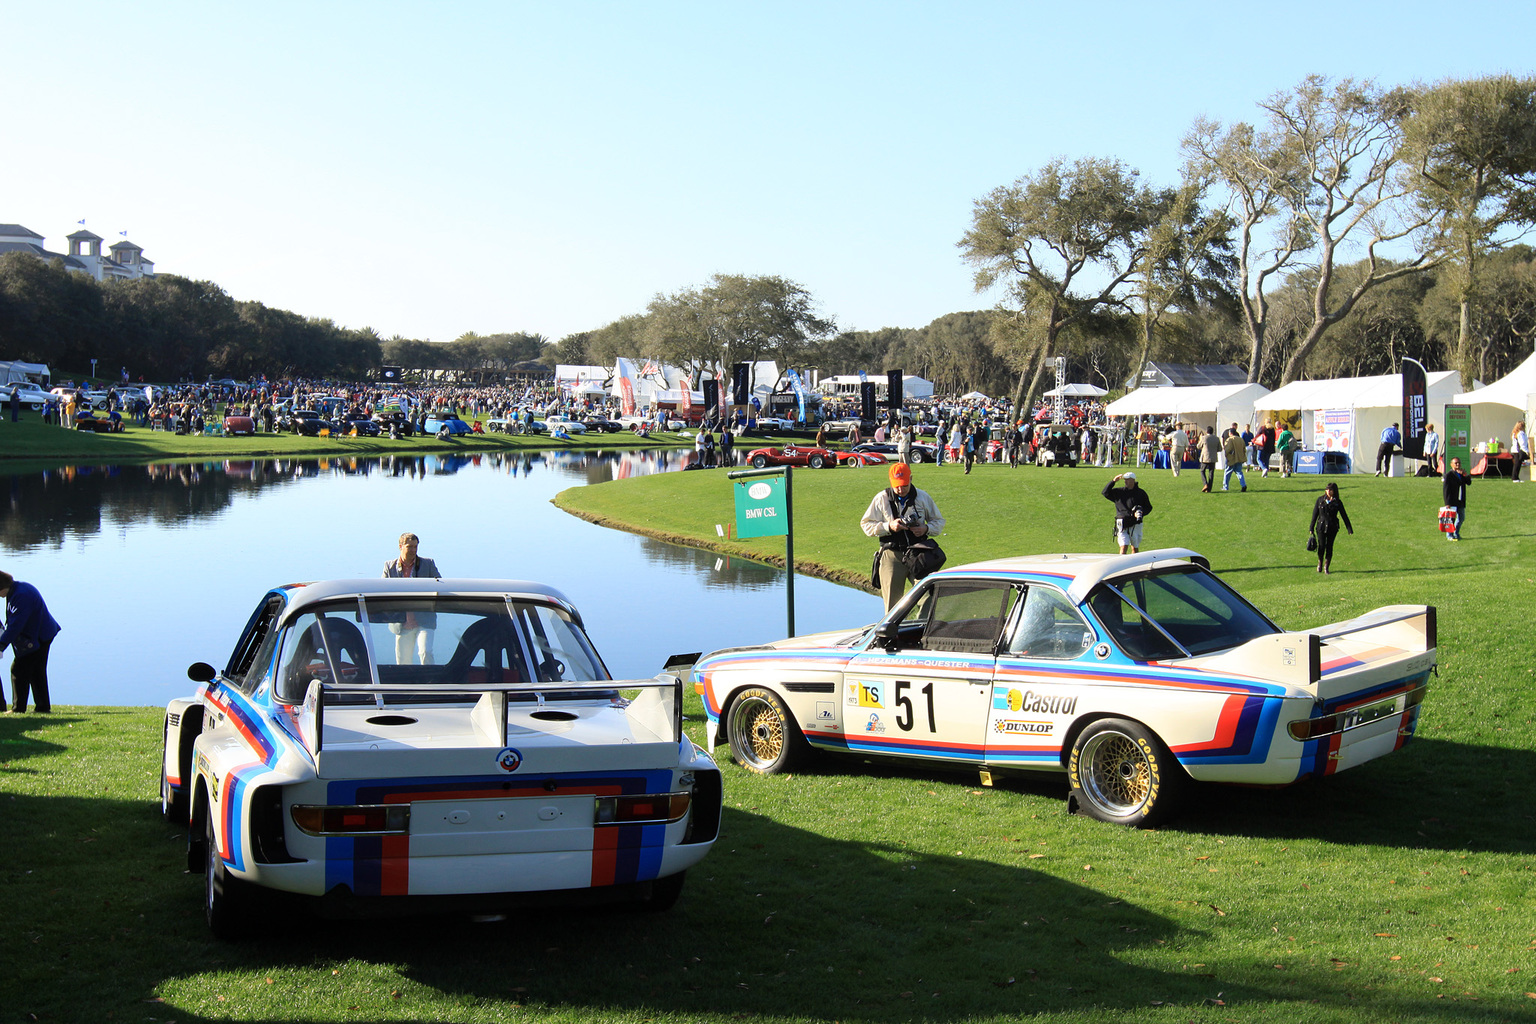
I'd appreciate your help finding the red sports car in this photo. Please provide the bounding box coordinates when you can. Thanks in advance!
[746,444,883,469]
[223,414,256,437]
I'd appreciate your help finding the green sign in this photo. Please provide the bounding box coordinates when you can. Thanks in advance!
[734,475,787,538]
[1444,404,1472,469]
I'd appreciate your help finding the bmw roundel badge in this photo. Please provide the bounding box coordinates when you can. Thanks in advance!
[495,747,523,772]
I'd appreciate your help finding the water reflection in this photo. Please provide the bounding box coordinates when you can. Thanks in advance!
[0,449,872,706]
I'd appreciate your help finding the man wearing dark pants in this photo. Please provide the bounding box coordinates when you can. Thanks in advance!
[0,571,61,713]
[1442,457,1471,541]
[1376,422,1401,476]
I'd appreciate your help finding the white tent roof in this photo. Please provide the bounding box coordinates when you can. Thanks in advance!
[1044,382,1108,397]
[1256,371,1460,412]
[1453,352,1528,408]
[1104,383,1269,418]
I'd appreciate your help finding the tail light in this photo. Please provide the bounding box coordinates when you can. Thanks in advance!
[594,792,690,825]
[291,803,411,835]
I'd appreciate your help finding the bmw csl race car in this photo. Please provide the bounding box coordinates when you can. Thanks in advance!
[162,578,721,936]
[694,549,1433,826]
[747,444,882,469]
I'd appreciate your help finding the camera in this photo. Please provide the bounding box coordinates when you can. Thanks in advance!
[900,505,926,528]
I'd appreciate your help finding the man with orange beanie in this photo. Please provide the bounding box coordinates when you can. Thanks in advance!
[860,462,946,611]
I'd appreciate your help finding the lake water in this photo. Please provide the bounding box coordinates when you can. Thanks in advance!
[0,450,877,707]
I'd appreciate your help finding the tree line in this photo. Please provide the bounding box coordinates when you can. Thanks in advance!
[3,75,1529,404]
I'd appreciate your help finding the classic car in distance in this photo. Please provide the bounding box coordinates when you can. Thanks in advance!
[747,444,882,469]
[223,413,257,436]
[851,441,939,464]
[425,414,472,436]
[163,578,721,936]
[694,548,1433,826]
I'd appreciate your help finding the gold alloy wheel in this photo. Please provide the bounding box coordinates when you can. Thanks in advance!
[1079,728,1152,815]
[725,688,804,774]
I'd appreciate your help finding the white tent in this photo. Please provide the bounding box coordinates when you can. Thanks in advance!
[1103,383,1271,429]
[1255,371,1462,474]
[1044,382,1109,397]
[1452,351,1531,445]
[959,390,989,401]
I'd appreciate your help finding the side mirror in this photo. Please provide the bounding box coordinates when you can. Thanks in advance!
[874,621,901,649]
[187,662,217,683]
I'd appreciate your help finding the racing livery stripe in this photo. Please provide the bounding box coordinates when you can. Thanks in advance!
[322,770,673,897]
[218,761,263,872]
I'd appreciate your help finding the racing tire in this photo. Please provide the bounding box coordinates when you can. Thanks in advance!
[911,451,929,463]
[808,454,826,469]
[634,871,687,913]
[205,810,256,939]
[160,761,187,825]
[751,455,768,469]
[726,687,810,775]
[1067,718,1183,826]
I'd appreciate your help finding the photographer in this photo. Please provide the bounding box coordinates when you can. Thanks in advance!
[860,463,946,611]
[1102,472,1153,554]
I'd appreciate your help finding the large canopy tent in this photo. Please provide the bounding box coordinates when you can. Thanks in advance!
[1451,350,1536,445]
[1043,382,1109,397]
[1254,371,1463,474]
[1103,383,1271,429]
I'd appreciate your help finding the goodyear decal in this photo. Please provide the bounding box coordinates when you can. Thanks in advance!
[322,769,673,897]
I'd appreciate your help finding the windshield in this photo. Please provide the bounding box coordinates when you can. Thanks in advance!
[1086,566,1278,660]
[272,596,609,703]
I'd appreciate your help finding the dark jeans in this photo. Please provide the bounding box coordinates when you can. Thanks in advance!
[10,640,52,712]
[1376,443,1396,472]
[1200,463,1215,489]
[1315,524,1339,566]
[1511,452,1526,481]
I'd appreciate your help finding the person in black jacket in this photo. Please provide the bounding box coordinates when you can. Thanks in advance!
[1443,457,1471,541]
[1102,472,1153,554]
[1308,482,1354,573]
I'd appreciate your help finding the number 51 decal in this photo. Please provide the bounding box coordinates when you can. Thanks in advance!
[894,680,935,733]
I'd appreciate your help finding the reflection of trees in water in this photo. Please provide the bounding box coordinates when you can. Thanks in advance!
[0,451,684,552]
[636,535,781,590]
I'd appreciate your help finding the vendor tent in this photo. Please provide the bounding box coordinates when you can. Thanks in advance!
[1044,382,1108,397]
[959,391,989,401]
[1103,383,1270,428]
[1254,371,1462,474]
[1452,351,1533,444]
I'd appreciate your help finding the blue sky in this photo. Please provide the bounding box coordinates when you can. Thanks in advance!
[3,1,1531,345]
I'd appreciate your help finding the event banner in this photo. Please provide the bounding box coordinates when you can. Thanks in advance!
[1401,357,1428,459]
[1311,409,1354,453]
[1444,405,1472,468]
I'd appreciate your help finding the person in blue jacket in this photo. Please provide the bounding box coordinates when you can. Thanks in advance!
[0,571,61,713]
[1375,422,1402,476]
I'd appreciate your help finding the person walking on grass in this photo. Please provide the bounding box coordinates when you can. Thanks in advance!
[1308,482,1353,574]
[1221,429,1248,492]
[1511,421,1528,482]
[0,571,60,714]
[1198,427,1220,493]
[1103,472,1152,554]
[1276,422,1296,478]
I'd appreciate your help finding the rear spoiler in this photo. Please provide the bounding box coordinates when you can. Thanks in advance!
[1184,605,1435,689]
[296,674,685,755]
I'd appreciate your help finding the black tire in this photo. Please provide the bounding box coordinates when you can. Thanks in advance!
[751,455,768,469]
[635,871,687,912]
[912,450,929,463]
[726,687,809,775]
[808,454,826,469]
[1068,718,1183,826]
[205,808,255,938]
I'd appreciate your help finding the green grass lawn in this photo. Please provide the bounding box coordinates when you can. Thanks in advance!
[4,460,1535,1022]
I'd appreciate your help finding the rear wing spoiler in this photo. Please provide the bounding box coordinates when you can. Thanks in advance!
[1184,605,1435,689]
[296,674,686,755]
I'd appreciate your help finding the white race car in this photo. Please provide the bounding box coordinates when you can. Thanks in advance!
[694,549,1433,826]
[163,578,720,936]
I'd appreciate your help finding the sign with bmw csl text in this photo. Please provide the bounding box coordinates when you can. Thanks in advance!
[734,476,787,538]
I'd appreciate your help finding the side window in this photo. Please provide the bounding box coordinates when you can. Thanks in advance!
[1086,587,1182,662]
[275,611,371,703]
[917,582,1018,654]
[224,596,284,692]
[1005,587,1094,660]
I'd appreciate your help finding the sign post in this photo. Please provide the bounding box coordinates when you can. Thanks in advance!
[728,466,794,636]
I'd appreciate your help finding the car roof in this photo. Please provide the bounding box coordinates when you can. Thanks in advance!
[933,548,1208,604]
[281,577,583,622]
